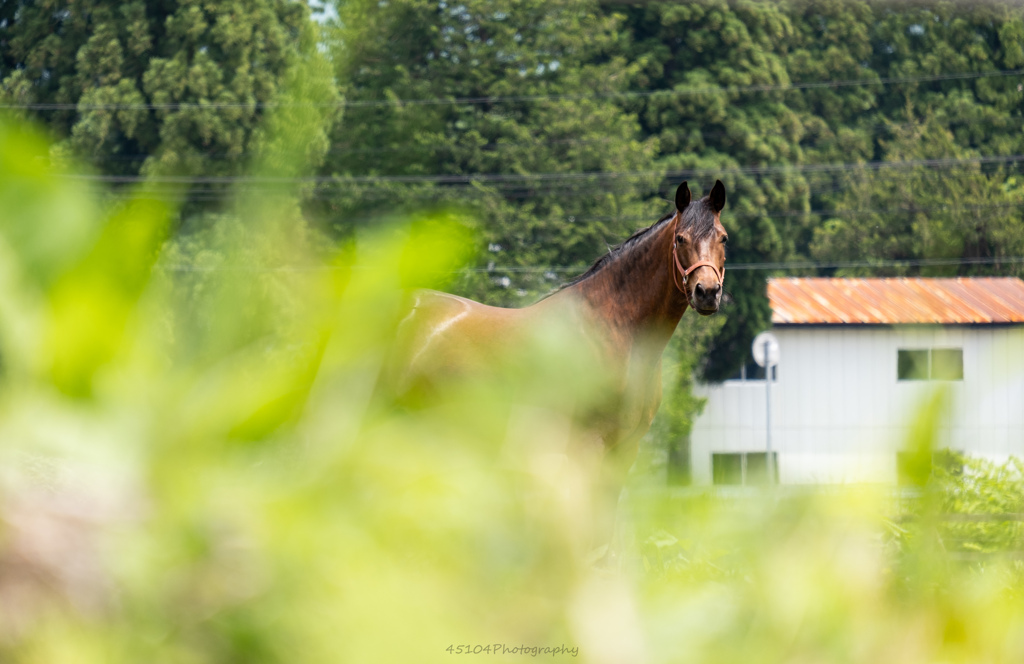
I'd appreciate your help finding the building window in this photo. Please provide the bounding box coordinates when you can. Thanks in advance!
[897,349,929,380]
[931,348,963,380]
[897,348,963,381]
[712,452,778,485]
[712,453,743,485]
[727,360,777,382]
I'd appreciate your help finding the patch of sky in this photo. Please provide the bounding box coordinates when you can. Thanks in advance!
[309,0,339,24]
[908,24,925,36]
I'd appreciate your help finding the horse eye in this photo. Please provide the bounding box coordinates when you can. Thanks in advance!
[721,236,729,245]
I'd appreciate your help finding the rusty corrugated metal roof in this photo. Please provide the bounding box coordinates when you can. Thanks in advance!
[768,277,1024,324]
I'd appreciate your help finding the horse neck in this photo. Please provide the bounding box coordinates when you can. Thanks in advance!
[568,218,688,349]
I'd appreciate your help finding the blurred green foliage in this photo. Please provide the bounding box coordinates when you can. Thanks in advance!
[0,0,330,207]
[3,3,1024,661]
[2,107,1024,664]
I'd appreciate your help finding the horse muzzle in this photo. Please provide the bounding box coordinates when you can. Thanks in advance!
[692,281,722,315]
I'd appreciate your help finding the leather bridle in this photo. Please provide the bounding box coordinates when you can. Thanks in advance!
[671,216,724,306]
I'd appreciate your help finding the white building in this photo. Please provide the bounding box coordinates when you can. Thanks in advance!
[689,277,1024,485]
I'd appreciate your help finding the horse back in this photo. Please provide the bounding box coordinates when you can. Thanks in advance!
[388,289,532,391]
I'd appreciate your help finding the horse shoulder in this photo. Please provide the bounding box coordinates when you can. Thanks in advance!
[393,289,528,382]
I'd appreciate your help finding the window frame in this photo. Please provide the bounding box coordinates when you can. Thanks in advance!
[897,347,963,382]
[712,452,778,485]
[931,347,964,381]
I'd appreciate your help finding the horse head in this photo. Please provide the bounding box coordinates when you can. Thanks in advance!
[672,180,728,316]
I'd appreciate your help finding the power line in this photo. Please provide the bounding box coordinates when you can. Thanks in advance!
[725,256,1024,272]
[122,159,1024,195]
[157,255,1024,274]
[4,68,1023,111]
[340,68,1024,107]
[91,176,1024,215]
[64,117,1024,163]
[62,153,1024,185]
[458,256,1024,273]
[465,256,1024,273]
[541,201,1024,226]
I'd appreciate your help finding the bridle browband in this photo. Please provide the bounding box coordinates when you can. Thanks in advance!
[671,214,724,307]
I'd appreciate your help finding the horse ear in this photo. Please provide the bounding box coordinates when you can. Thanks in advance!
[675,181,690,212]
[709,179,726,213]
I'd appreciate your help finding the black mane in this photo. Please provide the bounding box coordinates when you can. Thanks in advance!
[560,195,719,289]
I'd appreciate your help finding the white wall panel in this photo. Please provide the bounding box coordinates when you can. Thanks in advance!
[688,324,1024,484]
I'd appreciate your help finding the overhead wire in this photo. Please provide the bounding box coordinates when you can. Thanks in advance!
[65,167,1024,208]
[85,117,1024,163]
[157,255,1024,274]
[6,67,1021,111]
[61,153,1024,185]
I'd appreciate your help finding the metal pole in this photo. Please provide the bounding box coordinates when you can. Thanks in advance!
[765,339,773,484]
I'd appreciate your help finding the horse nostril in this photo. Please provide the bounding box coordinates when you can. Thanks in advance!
[695,283,705,298]
[706,283,721,297]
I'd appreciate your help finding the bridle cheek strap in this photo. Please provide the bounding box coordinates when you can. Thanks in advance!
[675,242,724,297]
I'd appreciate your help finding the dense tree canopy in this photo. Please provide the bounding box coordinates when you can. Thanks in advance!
[0,0,322,190]
[802,2,1024,278]
[320,0,659,304]
[5,0,1024,391]
[610,0,1024,379]
[611,0,806,380]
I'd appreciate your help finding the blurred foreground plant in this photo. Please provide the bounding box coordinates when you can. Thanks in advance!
[2,108,1024,664]
[0,110,618,663]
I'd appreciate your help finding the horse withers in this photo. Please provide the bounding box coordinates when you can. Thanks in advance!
[385,180,728,548]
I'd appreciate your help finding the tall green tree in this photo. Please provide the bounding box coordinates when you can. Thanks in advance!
[612,0,809,381]
[0,0,331,207]
[614,0,1024,380]
[810,115,1024,275]
[805,2,1024,276]
[323,0,658,305]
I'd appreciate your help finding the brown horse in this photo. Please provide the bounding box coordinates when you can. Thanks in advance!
[388,180,727,542]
